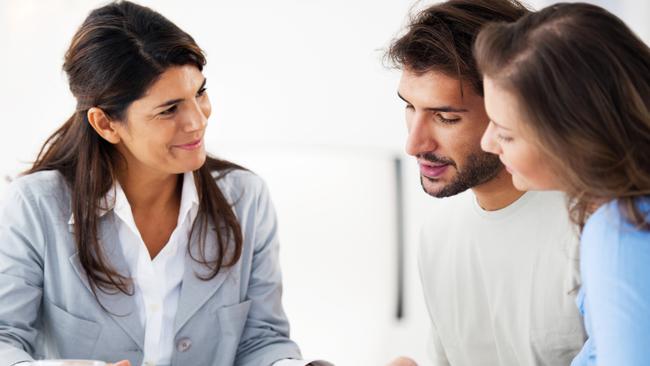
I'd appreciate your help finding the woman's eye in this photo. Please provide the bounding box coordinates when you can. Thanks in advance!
[497,134,514,143]
[197,87,207,97]
[160,105,177,116]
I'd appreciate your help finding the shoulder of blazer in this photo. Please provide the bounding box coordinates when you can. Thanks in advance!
[6,170,70,205]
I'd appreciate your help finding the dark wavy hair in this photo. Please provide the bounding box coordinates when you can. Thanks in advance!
[386,0,529,96]
[474,2,650,230]
[27,1,244,301]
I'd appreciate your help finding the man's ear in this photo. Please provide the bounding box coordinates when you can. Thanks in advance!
[87,107,121,144]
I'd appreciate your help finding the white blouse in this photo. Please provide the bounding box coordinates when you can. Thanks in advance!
[109,172,197,366]
[102,173,320,366]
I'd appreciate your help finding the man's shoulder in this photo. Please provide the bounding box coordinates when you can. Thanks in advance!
[517,191,577,235]
[525,190,569,210]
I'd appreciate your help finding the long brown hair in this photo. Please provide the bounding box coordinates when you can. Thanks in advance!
[474,3,650,230]
[27,1,244,299]
[386,0,529,96]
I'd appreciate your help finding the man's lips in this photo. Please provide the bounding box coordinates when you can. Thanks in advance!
[419,162,450,178]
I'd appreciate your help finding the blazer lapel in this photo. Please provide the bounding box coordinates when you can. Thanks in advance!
[174,220,234,333]
[68,213,145,351]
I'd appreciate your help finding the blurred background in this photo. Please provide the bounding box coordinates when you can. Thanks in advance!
[1,0,648,364]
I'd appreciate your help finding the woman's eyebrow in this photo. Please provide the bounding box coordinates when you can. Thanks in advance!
[489,116,512,131]
[154,78,207,109]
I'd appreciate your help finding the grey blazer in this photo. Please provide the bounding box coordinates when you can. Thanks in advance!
[0,169,302,366]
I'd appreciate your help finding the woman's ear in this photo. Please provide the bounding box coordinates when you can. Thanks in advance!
[87,107,122,144]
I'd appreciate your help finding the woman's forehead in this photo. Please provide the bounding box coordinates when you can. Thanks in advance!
[141,66,204,105]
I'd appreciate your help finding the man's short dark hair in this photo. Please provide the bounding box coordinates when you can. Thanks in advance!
[387,0,529,96]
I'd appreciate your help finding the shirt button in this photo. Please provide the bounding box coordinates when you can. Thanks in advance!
[177,337,192,352]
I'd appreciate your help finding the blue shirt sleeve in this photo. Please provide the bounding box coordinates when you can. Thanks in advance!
[570,288,595,366]
[580,201,650,366]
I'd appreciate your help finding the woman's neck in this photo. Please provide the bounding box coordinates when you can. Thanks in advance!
[117,167,182,213]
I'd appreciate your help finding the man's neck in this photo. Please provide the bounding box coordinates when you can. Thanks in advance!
[471,169,525,211]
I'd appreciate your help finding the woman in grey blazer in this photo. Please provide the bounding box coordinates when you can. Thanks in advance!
[0,2,323,366]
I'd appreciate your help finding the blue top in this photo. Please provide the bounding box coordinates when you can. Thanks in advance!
[571,198,650,366]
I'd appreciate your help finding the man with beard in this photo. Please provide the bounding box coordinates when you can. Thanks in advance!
[385,1,586,365]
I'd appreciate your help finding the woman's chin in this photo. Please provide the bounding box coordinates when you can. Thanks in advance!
[188,156,207,172]
[512,175,531,192]
[171,154,207,174]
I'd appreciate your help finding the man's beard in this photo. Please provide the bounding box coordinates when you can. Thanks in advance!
[420,150,503,198]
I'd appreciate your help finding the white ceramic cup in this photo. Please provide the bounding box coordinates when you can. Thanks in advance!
[24,361,106,366]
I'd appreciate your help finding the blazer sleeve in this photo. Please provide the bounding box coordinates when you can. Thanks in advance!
[234,178,303,366]
[0,181,47,366]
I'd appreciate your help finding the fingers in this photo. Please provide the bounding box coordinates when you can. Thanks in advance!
[386,356,418,366]
[107,361,131,366]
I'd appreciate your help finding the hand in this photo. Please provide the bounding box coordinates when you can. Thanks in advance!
[386,356,417,366]
[107,361,131,366]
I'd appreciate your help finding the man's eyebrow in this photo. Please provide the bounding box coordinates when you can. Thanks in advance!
[154,78,207,109]
[397,91,468,113]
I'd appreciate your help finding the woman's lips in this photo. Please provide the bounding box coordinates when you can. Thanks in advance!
[174,139,202,150]
[419,163,449,178]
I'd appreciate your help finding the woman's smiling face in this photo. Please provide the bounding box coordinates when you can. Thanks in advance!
[97,64,211,177]
[481,76,561,191]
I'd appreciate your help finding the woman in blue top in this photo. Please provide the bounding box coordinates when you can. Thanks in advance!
[473,3,650,365]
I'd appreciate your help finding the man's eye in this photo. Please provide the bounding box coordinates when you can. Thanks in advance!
[435,114,460,124]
